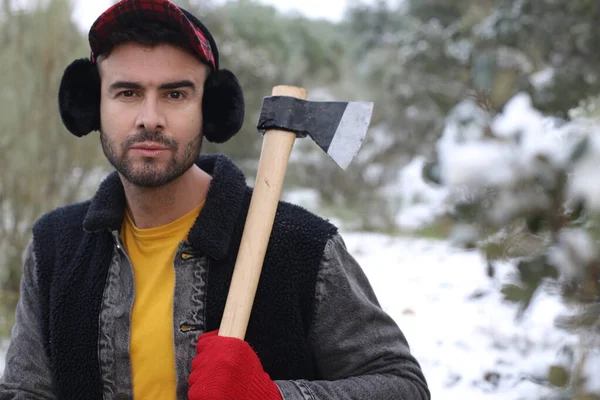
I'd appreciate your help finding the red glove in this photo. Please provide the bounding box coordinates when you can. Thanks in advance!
[188,330,283,400]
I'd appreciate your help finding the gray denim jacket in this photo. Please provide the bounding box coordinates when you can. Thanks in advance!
[0,156,429,400]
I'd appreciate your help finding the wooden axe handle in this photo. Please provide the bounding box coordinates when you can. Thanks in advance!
[219,85,308,339]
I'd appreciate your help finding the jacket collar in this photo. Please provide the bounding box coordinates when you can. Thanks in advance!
[83,154,248,260]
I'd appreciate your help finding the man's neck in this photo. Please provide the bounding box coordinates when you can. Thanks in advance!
[121,164,211,229]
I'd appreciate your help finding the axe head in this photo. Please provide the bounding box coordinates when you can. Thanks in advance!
[257,96,374,170]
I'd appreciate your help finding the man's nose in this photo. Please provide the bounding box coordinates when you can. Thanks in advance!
[135,96,166,132]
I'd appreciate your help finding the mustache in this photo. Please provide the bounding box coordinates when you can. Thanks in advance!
[122,130,178,151]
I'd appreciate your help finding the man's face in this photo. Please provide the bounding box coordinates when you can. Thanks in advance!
[98,42,209,188]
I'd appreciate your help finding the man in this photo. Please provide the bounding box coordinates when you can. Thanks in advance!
[0,0,430,399]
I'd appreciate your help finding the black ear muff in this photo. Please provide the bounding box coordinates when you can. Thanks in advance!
[202,69,245,143]
[58,58,101,137]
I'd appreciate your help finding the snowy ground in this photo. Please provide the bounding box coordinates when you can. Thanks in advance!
[0,232,574,399]
[342,232,573,400]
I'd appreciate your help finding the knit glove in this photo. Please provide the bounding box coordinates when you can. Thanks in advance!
[188,330,283,400]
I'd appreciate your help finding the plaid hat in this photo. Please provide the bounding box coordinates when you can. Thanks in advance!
[88,0,216,70]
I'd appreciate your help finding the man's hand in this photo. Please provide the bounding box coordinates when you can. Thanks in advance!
[188,330,283,400]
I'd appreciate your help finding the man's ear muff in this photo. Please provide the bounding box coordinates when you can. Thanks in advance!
[58,58,101,137]
[58,59,245,143]
[202,69,245,143]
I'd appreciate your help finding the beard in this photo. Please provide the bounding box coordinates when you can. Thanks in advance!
[100,128,202,188]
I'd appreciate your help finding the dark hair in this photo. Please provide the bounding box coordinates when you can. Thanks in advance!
[98,21,198,61]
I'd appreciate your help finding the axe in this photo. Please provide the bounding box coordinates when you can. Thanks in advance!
[219,85,374,339]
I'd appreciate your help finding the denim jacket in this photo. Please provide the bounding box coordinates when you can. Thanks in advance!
[0,155,430,400]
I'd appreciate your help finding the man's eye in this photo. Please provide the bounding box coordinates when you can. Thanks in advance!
[168,91,185,100]
[119,90,135,98]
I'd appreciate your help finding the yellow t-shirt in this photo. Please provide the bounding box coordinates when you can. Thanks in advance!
[120,203,203,400]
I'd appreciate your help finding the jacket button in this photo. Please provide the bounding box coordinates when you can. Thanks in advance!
[181,253,194,260]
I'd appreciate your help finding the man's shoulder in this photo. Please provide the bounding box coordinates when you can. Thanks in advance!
[30,201,94,264]
[33,200,93,233]
[273,200,339,241]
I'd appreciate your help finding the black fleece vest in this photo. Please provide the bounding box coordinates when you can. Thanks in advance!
[31,155,338,400]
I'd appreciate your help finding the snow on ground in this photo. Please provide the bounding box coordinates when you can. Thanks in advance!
[342,232,573,400]
[0,233,573,399]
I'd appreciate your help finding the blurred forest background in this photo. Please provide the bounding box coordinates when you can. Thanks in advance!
[3,0,600,397]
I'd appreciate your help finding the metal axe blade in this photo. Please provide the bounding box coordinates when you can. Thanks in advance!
[314,101,374,170]
[256,96,374,170]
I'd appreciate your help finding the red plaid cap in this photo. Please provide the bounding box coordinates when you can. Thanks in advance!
[88,0,216,70]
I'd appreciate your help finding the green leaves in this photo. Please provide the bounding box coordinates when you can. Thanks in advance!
[422,161,442,185]
[501,284,528,303]
[548,365,570,388]
[570,136,590,164]
[517,257,558,285]
[501,257,558,316]
[526,213,545,234]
